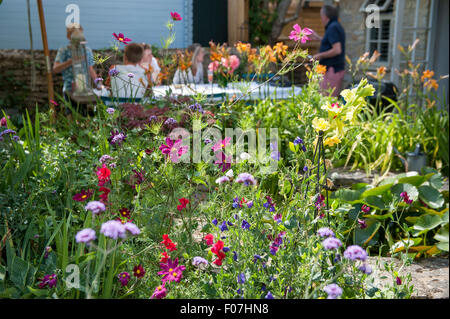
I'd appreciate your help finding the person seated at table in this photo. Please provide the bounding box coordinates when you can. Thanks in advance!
[52,23,99,113]
[139,43,161,85]
[108,43,150,99]
[172,43,205,85]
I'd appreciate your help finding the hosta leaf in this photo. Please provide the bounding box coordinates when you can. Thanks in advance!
[361,183,393,198]
[418,185,445,209]
[391,183,419,201]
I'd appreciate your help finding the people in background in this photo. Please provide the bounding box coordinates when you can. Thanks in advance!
[53,23,98,104]
[108,43,151,99]
[140,43,161,84]
[173,43,205,85]
[311,5,346,97]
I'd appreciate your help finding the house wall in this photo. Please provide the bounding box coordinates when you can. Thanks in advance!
[0,0,193,50]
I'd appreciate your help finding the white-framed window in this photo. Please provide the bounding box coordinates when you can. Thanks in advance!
[360,0,395,65]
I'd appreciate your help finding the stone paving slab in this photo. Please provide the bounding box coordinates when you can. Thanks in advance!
[366,256,449,299]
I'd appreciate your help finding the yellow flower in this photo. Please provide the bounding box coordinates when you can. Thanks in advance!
[324,135,341,147]
[421,69,434,82]
[321,101,343,118]
[312,117,330,132]
[236,41,251,55]
[316,64,327,75]
[340,89,356,104]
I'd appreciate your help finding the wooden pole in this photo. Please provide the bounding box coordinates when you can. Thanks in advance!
[36,0,56,121]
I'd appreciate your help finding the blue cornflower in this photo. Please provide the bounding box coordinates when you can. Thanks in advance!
[293,137,303,146]
[237,273,246,284]
[265,291,275,299]
[233,251,238,261]
[232,197,241,209]
[223,246,230,252]
[219,221,229,232]
[212,218,218,226]
[241,219,250,230]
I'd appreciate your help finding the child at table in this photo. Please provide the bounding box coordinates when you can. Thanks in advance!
[172,43,205,84]
[140,43,161,84]
[108,43,151,99]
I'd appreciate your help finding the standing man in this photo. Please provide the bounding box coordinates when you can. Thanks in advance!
[311,5,346,97]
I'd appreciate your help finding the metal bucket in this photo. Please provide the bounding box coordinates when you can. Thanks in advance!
[406,152,427,173]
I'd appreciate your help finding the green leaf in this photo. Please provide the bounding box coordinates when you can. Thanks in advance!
[363,212,393,220]
[27,286,50,297]
[364,196,387,210]
[397,174,432,187]
[288,141,298,153]
[354,219,381,246]
[436,242,449,252]
[361,183,393,198]
[391,183,419,201]
[332,188,363,202]
[9,256,31,289]
[413,214,442,236]
[418,185,445,209]
[428,173,444,190]
[434,227,449,243]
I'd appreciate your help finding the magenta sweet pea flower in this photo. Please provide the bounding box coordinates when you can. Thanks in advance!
[113,32,132,45]
[289,24,313,43]
[170,12,182,21]
[159,137,188,163]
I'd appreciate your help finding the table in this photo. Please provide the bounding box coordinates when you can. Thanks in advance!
[93,81,302,106]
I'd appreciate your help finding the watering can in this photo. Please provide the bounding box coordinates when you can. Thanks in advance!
[393,144,427,173]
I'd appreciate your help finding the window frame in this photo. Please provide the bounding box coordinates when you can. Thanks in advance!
[364,9,394,68]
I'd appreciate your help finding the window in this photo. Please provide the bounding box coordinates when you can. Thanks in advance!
[361,0,395,64]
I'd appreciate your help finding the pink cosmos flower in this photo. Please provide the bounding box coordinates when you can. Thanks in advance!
[159,137,188,163]
[289,24,313,43]
[215,152,233,172]
[113,33,132,45]
[158,258,186,283]
[151,284,167,299]
[211,137,231,152]
[170,12,182,21]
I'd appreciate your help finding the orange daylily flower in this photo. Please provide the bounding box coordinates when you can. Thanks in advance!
[421,69,434,82]
[316,64,327,75]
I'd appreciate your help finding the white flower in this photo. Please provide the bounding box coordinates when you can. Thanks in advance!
[225,169,234,178]
[240,152,251,160]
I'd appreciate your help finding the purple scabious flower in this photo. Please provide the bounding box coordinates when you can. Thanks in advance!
[100,220,127,239]
[215,176,230,185]
[13,135,20,141]
[192,256,208,268]
[358,264,373,275]
[317,227,334,238]
[265,291,275,299]
[99,154,113,164]
[149,115,157,122]
[188,103,204,113]
[106,107,115,115]
[76,149,82,154]
[127,72,135,78]
[235,173,257,186]
[241,219,251,230]
[164,118,177,125]
[118,272,130,286]
[123,222,140,236]
[270,142,280,161]
[85,201,106,215]
[343,245,368,261]
[109,68,119,77]
[0,129,16,137]
[323,283,343,299]
[109,130,126,146]
[75,228,96,244]
[322,237,342,250]
[219,221,229,232]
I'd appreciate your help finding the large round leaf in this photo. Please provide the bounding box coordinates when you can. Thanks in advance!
[353,219,381,247]
[391,183,419,201]
[413,214,442,235]
[418,185,445,209]
[364,195,387,210]
[361,183,393,198]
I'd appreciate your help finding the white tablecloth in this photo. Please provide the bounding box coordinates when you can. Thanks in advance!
[93,81,302,105]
